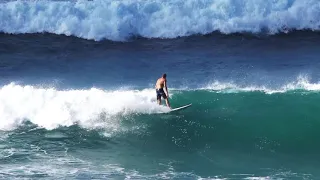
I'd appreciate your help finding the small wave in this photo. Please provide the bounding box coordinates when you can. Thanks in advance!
[202,75,320,94]
[1,0,320,41]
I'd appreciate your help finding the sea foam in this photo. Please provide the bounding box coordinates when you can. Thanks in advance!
[0,0,320,41]
[0,83,169,131]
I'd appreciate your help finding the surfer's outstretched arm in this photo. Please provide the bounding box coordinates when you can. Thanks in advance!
[164,80,171,108]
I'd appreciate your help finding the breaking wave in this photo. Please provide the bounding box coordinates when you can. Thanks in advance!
[1,0,320,41]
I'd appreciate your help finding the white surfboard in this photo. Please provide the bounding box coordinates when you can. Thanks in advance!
[169,103,192,112]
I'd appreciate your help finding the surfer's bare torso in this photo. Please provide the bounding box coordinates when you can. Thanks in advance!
[155,77,166,90]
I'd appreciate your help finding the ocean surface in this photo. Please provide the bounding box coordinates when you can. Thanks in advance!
[1,0,320,179]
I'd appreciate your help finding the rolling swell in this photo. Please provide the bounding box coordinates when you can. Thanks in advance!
[2,84,320,179]
[1,0,320,41]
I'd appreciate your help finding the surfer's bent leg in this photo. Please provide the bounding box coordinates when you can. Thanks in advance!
[162,92,171,109]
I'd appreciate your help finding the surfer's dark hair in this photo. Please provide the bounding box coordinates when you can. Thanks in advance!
[162,73,167,78]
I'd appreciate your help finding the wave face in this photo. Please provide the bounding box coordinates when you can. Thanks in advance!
[1,0,320,41]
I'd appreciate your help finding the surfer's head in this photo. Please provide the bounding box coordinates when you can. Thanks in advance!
[162,73,167,78]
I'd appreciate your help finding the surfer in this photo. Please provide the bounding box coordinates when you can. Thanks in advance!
[155,73,171,109]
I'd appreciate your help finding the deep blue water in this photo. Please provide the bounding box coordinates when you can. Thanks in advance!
[1,32,320,90]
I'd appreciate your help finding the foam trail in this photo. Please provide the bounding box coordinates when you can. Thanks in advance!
[1,0,320,41]
[0,83,169,131]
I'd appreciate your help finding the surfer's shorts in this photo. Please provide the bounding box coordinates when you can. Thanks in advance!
[156,88,167,100]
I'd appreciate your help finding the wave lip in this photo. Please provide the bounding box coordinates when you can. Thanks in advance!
[1,0,320,41]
